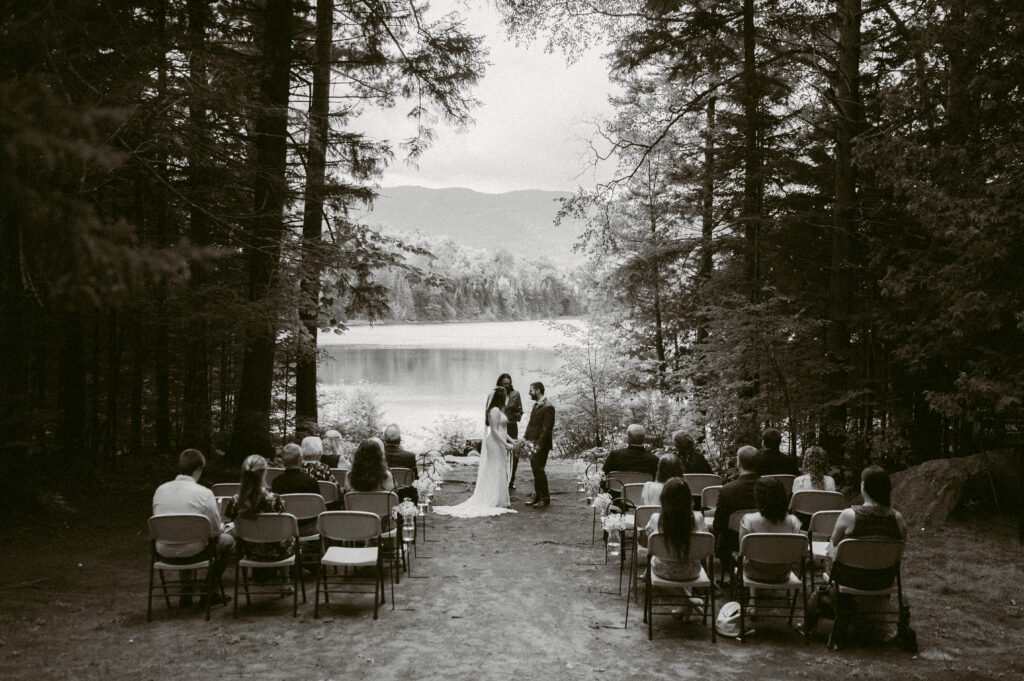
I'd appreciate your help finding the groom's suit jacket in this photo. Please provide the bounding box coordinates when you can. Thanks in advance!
[524,401,555,454]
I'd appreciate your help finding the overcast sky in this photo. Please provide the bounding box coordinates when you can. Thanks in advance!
[354,0,617,194]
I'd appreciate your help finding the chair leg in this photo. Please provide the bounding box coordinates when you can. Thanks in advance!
[158,570,171,610]
[314,563,322,618]
[203,566,213,622]
[738,582,747,644]
[292,563,299,617]
[232,561,240,618]
[646,577,653,640]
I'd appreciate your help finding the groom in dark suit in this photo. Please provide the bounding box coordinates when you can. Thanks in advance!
[523,381,555,508]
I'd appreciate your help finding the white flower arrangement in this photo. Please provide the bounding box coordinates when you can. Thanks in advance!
[412,477,436,497]
[583,471,604,497]
[391,500,419,519]
[591,492,613,513]
[602,513,632,532]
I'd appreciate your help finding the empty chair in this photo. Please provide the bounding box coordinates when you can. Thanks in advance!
[807,510,843,588]
[343,491,405,583]
[390,467,414,487]
[212,482,240,498]
[637,532,716,641]
[314,511,390,619]
[232,513,304,617]
[790,490,845,516]
[684,473,722,502]
[317,480,340,507]
[735,533,810,643]
[700,485,722,520]
[147,514,220,621]
[607,470,654,492]
[330,468,348,489]
[280,493,326,542]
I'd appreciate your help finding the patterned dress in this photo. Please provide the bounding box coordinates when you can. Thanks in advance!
[226,491,296,562]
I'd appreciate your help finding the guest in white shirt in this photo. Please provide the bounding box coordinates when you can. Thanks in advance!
[792,446,836,493]
[152,449,234,607]
[640,453,686,506]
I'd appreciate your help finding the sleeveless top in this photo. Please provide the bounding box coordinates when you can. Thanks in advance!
[838,505,902,590]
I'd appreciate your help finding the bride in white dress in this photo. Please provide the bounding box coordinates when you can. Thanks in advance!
[434,388,517,518]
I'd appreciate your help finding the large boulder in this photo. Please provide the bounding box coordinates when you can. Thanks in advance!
[891,449,1020,527]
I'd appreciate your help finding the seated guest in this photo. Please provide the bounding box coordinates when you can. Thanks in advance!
[672,430,713,474]
[344,438,396,494]
[321,429,346,468]
[225,455,295,586]
[272,444,320,495]
[757,428,799,476]
[738,478,803,581]
[641,453,685,506]
[382,424,419,479]
[792,446,836,493]
[712,445,761,583]
[152,449,234,607]
[827,465,907,589]
[645,478,706,616]
[602,424,659,483]
[300,435,335,482]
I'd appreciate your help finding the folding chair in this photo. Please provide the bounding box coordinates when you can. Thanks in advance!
[735,533,810,644]
[281,493,326,572]
[684,474,722,506]
[700,485,722,522]
[613,484,645,592]
[826,538,906,650]
[147,514,220,621]
[762,474,796,497]
[626,505,660,604]
[264,467,285,486]
[330,468,348,489]
[315,511,390,619]
[607,471,654,493]
[790,490,845,517]
[391,467,414,487]
[343,491,405,583]
[211,483,240,498]
[636,532,716,641]
[806,509,842,589]
[318,480,340,507]
[232,513,304,617]
[723,509,758,594]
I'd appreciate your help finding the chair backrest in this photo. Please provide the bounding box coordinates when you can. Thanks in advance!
[739,532,809,565]
[701,485,722,510]
[330,468,348,488]
[149,514,213,543]
[790,490,845,515]
[280,493,327,523]
[728,508,758,533]
[217,496,231,518]
[318,480,340,504]
[634,504,660,532]
[318,511,381,543]
[833,538,903,570]
[807,510,843,541]
[234,513,299,543]
[211,482,240,497]
[264,468,285,486]
[762,474,795,496]
[607,471,654,488]
[391,467,414,487]
[683,473,723,496]
[621,483,645,509]
[344,491,399,520]
[648,531,715,564]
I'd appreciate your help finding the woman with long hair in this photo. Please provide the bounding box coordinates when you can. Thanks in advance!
[738,477,802,582]
[792,446,835,493]
[641,453,686,506]
[434,386,516,517]
[345,438,395,493]
[225,455,293,563]
[644,477,706,581]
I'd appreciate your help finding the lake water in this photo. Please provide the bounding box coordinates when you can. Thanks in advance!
[318,319,580,448]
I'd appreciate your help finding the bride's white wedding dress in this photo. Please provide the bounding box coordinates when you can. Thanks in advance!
[433,407,516,518]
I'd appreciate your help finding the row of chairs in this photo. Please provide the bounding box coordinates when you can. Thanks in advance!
[147,490,411,621]
[210,466,418,501]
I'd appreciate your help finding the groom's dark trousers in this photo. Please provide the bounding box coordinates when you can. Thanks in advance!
[524,401,555,502]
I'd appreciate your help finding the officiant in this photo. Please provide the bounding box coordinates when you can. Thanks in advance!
[497,373,524,490]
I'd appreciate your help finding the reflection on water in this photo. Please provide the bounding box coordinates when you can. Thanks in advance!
[320,321,572,448]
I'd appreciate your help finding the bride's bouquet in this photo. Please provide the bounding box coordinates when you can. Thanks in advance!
[511,438,537,460]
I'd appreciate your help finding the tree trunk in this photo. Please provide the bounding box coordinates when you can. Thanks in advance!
[153,0,171,456]
[228,0,294,462]
[295,0,333,435]
[181,0,213,454]
[741,0,761,302]
[698,95,715,343]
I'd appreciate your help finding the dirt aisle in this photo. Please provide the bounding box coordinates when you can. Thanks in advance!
[0,459,992,681]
